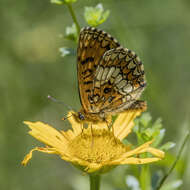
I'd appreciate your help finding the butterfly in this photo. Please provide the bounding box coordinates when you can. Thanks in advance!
[72,27,146,124]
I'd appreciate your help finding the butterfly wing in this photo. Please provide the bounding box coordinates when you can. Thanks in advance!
[90,47,146,114]
[77,27,120,113]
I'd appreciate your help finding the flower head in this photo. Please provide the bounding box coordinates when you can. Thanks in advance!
[22,110,164,174]
[84,3,110,27]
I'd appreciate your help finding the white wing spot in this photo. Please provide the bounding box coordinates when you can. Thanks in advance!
[106,67,115,80]
[114,74,122,84]
[116,80,127,89]
[96,66,104,80]
[123,84,133,93]
[112,68,120,77]
[101,67,109,81]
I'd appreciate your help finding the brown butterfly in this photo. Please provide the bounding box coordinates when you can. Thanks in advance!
[72,27,146,124]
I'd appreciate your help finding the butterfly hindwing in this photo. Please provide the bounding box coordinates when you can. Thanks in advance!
[90,47,146,113]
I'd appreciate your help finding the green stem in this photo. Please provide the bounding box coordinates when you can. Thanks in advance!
[156,131,189,190]
[66,2,80,34]
[140,165,151,190]
[89,174,101,190]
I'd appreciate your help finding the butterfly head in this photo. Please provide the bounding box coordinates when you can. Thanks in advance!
[78,111,85,121]
[72,109,107,124]
[71,110,86,123]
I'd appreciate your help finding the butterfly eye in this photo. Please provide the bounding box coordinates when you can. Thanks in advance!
[78,112,85,120]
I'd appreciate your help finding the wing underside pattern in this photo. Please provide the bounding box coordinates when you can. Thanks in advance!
[77,27,120,112]
[77,27,146,117]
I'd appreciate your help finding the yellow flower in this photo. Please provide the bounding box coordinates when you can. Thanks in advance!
[22,110,164,174]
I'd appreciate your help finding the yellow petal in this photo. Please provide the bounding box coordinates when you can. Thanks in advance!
[112,140,154,163]
[144,147,165,158]
[128,144,165,159]
[63,129,76,140]
[24,121,69,153]
[113,110,142,140]
[85,163,103,173]
[111,157,162,165]
[22,147,58,166]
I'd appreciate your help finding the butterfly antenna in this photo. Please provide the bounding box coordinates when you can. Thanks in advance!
[47,94,75,111]
[62,114,73,121]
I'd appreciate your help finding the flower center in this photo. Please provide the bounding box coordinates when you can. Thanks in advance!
[68,128,129,163]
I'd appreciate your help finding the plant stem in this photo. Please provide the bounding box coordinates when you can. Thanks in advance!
[140,165,151,190]
[66,3,80,34]
[156,131,189,190]
[89,174,101,190]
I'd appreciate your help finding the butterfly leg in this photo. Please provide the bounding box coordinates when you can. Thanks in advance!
[104,118,118,144]
[103,118,111,131]
[62,114,73,121]
[90,123,94,149]
[80,123,84,137]
[103,116,114,130]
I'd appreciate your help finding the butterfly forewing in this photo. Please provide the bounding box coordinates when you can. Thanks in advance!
[77,27,120,112]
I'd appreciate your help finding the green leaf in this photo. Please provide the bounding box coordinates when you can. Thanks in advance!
[152,129,165,147]
[160,179,182,190]
[160,142,176,151]
[84,3,110,27]
[139,112,152,128]
[133,123,139,133]
[152,118,162,130]
[133,112,169,150]
[65,23,78,42]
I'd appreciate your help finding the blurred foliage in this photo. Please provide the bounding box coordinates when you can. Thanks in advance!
[0,0,189,190]
[65,23,78,42]
[51,0,77,4]
[84,3,110,27]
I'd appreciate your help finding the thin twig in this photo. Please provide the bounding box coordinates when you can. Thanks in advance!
[156,131,189,190]
[66,3,80,34]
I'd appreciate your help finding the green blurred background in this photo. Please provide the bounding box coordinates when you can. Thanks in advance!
[0,0,189,189]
